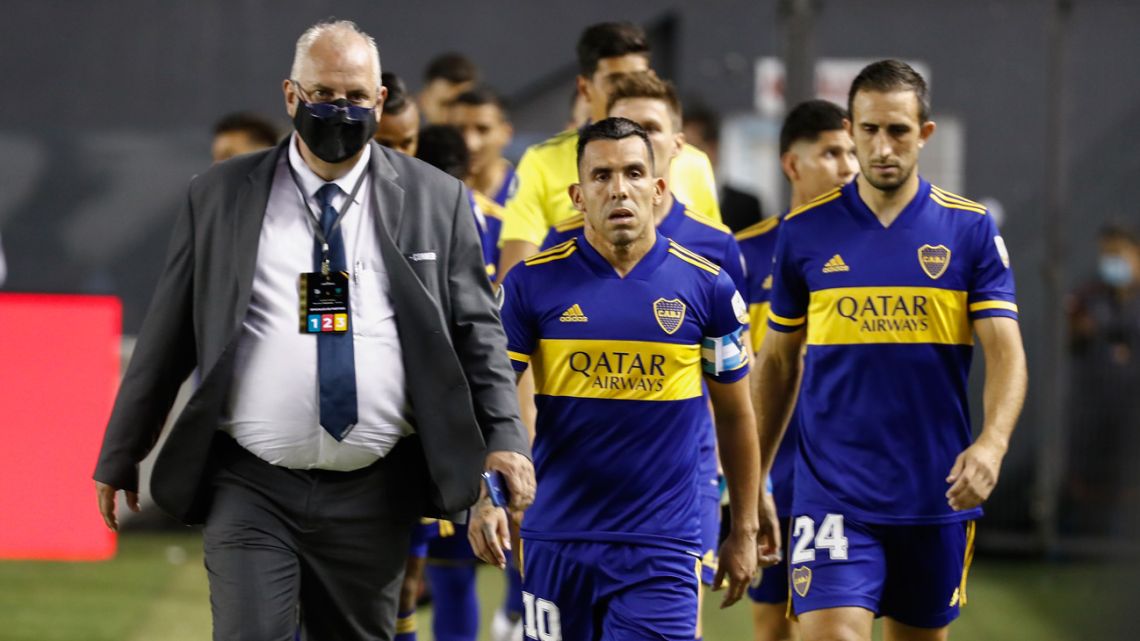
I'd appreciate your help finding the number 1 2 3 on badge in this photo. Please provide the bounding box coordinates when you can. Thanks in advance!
[298,272,351,333]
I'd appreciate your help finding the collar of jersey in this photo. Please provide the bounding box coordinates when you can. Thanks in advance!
[576,231,670,280]
[842,176,930,230]
[655,193,687,238]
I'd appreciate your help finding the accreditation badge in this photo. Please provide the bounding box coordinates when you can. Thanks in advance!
[298,271,350,333]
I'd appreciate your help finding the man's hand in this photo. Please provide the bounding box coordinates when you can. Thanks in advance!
[711,527,758,609]
[467,496,510,569]
[946,435,1007,511]
[95,481,139,531]
[756,491,782,568]
[484,450,535,520]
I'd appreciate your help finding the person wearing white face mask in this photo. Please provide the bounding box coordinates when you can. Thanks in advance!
[1065,222,1140,538]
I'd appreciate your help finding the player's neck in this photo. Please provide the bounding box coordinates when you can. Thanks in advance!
[466,158,509,197]
[789,187,812,211]
[585,226,657,277]
[296,135,362,181]
[653,192,675,227]
[856,172,920,228]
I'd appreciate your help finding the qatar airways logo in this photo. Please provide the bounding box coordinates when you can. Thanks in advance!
[835,294,931,333]
[567,349,668,392]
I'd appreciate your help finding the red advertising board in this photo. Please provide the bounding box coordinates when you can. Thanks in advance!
[0,294,121,560]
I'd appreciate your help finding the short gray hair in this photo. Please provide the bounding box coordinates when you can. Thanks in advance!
[290,19,382,88]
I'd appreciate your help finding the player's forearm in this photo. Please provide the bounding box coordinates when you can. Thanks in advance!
[978,323,1028,454]
[717,409,761,534]
[754,342,802,477]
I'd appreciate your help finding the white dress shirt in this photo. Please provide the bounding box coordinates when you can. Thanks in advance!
[221,136,412,470]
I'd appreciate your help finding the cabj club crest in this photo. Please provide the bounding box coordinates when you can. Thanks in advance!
[918,244,952,279]
[653,298,686,335]
[792,566,812,597]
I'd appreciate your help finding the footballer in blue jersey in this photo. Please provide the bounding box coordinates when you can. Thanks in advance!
[489,118,774,640]
[754,61,1027,641]
[739,100,857,641]
[543,196,746,591]
[603,74,752,601]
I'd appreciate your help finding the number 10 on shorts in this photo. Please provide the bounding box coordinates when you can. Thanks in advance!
[522,592,561,641]
[791,513,849,564]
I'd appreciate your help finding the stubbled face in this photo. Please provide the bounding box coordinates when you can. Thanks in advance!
[608,97,682,178]
[785,129,858,200]
[448,103,511,176]
[212,131,273,163]
[850,89,933,192]
[419,78,474,124]
[580,55,650,122]
[375,102,421,156]
[570,136,664,248]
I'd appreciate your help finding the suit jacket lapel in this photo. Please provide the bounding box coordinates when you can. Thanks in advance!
[231,140,286,337]
[368,141,406,241]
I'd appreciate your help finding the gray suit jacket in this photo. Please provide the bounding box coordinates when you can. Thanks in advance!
[94,140,529,524]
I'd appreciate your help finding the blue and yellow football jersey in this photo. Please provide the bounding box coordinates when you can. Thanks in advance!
[469,190,503,281]
[767,179,1018,524]
[540,196,748,504]
[737,215,798,517]
[501,233,750,551]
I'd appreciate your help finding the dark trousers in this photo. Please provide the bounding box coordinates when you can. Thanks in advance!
[204,434,420,641]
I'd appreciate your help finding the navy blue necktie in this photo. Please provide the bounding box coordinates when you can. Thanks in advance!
[314,183,357,440]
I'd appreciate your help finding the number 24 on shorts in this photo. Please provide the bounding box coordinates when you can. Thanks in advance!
[791,514,849,564]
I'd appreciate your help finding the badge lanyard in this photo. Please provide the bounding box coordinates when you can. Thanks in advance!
[286,161,369,275]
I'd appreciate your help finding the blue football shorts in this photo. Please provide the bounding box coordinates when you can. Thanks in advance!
[787,509,975,629]
[521,539,700,641]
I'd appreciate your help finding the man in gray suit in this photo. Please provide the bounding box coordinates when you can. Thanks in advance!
[93,19,533,640]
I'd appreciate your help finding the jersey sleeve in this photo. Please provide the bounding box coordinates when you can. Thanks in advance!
[499,146,550,246]
[967,214,1018,321]
[739,237,776,349]
[700,269,750,384]
[499,268,537,373]
[767,225,809,333]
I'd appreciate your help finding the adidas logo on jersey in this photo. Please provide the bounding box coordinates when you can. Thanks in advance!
[559,304,589,322]
[822,254,850,273]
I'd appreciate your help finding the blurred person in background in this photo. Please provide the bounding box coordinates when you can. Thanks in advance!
[448,87,517,208]
[93,19,532,640]
[211,111,280,163]
[755,60,1027,641]
[495,21,722,285]
[418,52,479,125]
[1065,222,1140,536]
[736,99,857,641]
[684,105,766,233]
[376,71,421,156]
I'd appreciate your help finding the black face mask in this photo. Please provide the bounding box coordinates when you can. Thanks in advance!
[293,97,378,164]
